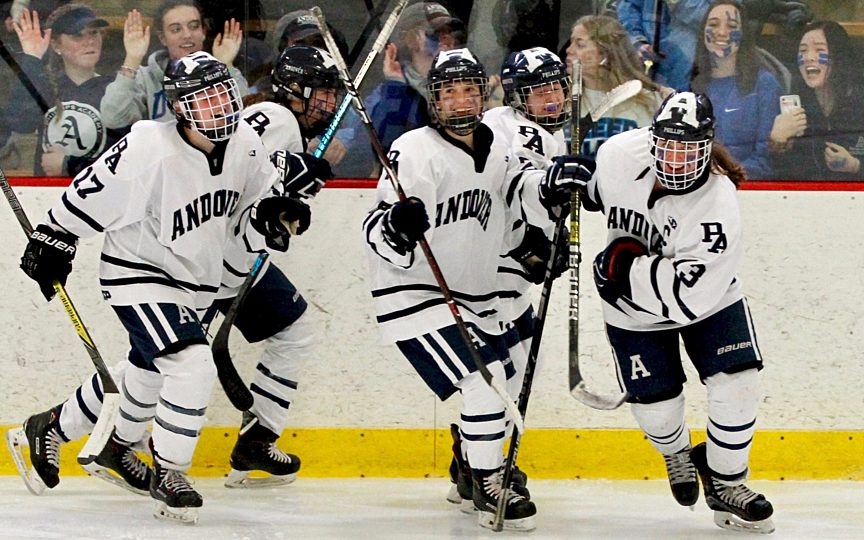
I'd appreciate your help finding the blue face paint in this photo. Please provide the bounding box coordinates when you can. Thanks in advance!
[796,53,804,66]
[818,52,831,65]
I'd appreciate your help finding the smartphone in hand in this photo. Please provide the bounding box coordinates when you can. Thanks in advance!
[780,94,801,114]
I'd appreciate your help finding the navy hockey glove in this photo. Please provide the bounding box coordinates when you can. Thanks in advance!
[20,224,78,301]
[509,225,569,284]
[593,236,647,305]
[539,155,595,220]
[382,197,430,255]
[250,197,311,252]
[271,150,334,199]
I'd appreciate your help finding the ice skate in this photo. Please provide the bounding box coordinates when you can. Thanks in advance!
[472,469,536,532]
[82,431,152,495]
[224,414,300,488]
[5,405,65,495]
[691,443,775,534]
[150,460,202,525]
[445,424,476,513]
[662,444,699,507]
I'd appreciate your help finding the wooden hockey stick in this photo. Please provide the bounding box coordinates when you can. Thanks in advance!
[568,79,642,411]
[0,167,120,467]
[311,6,524,435]
[211,0,409,411]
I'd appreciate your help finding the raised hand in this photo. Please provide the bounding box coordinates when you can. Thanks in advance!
[122,9,151,68]
[13,9,51,59]
[382,42,405,82]
[212,18,242,66]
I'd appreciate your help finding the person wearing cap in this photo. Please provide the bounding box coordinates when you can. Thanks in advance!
[99,0,249,131]
[336,1,467,178]
[0,3,124,176]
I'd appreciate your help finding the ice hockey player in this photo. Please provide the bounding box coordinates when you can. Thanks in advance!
[445,45,571,510]
[9,51,309,524]
[362,47,589,531]
[582,91,775,533]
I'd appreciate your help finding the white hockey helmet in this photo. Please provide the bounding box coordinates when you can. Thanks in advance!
[426,48,489,135]
[650,91,716,191]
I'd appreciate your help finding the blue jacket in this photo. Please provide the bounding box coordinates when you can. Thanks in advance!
[617,0,710,90]
[708,70,782,180]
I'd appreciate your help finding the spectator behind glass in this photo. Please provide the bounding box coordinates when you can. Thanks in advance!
[616,0,710,91]
[1,4,124,176]
[335,1,466,178]
[565,15,669,158]
[770,21,864,180]
[691,1,782,180]
[99,0,247,130]
[251,8,348,94]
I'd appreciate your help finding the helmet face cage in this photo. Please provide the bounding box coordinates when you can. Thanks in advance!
[164,52,243,142]
[502,47,572,132]
[649,91,715,190]
[175,78,243,142]
[427,48,489,136]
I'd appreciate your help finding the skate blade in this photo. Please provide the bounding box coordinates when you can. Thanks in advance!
[459,499,477,515]
[81,462,149,496]
[714,511,775,534]
[153,501,199,525]
[224,469,297,489]
[477,510,536,532]
[446,483,462,504]
[5,428,47,496]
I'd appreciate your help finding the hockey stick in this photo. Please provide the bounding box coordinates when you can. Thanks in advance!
[211,0,409,411]
[311,6,524,435]
[0,167,120,468]
[568,79,642,411]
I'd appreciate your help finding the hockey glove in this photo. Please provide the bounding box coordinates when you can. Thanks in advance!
[20,224,78,301]
[250,197,312,252]
[270,150,334,199]
[593,236,647,305]
[509,225,569,284]
[539,155,595,220]
[381,197,430,255]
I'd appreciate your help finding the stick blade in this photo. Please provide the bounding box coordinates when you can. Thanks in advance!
[77,392,120,465]
[570,382,627,411]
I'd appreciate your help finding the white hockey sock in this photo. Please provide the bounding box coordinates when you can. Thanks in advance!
[456,363,508,471]
[705,369,761,480]
[150,344,217,469]
[250,312,316,435]
[58,362,128,440]
[630,392,691,455]
[115,363,162,444]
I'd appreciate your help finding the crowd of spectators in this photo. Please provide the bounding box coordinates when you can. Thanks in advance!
[0,0,862,181]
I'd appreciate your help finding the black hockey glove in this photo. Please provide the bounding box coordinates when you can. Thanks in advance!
[539,155,595,220]
[250,197,311,252]
[593,236,647,305]
[509,225,569,284]
[381,197,430,255]
[20,224,78,301]
[270,150,334,199]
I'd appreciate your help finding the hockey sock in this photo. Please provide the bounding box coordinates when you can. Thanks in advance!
[456,363,508,471]
[705,369,760,479]
[631,391,691,454]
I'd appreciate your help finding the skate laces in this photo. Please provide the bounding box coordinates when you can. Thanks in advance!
[664,449,696,485]
[121,448,150,480]
[485,471,525,503]
[161,469,196,494]
[267,443,293,464]
[714,479,761,508]
[43,428,63,468]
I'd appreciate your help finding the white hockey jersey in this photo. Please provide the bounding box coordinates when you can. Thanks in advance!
[218,101,308,295]
[363,124,551,343]
[482,106,567,323]
[587,127,745,331]
[47,120,278,310]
